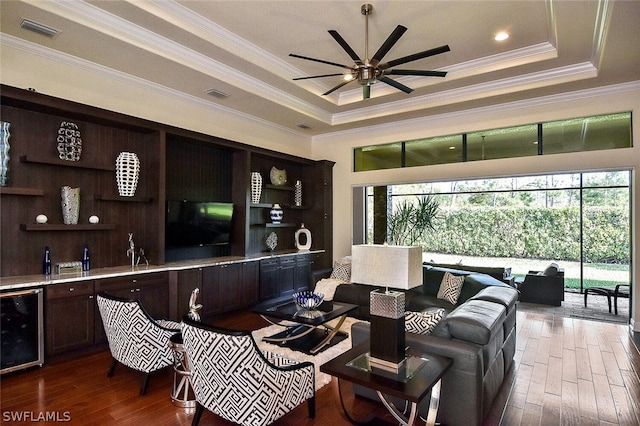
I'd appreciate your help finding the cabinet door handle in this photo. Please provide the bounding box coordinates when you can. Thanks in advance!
[89,295,94,299]
[130,289,136,293]
[132,279,137,283]
[69,287,75,292]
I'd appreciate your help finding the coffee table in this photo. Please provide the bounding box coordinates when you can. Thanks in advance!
[320,342,452,426]
[252,299,357,355]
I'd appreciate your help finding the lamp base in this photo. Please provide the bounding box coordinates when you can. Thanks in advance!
[369,314,406,372]
[368,353,407,374]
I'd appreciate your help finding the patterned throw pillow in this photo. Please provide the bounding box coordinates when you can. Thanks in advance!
[437,272,465,304]
[405,308,446,335]
[330,260,351,283]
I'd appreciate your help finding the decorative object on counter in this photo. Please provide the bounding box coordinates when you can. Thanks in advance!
[81,244,90,272]
[269,203,283,224]
[293,291,324,310]
[89,215,100,224]
[36,214,48,224]
[0,121,10,186]
[115,151,140,197]
[295,223,312,251]
[269,166,287,186]
[137,247,149,266]
[60,186,80,225]
[266,231,278,252]
[188,288,203,322]
[250,171,263,204]
[127,233,136,268]
[56,121,82,161]
[43,246,52,275]
[294,180,302,206]
[56,261,82,275]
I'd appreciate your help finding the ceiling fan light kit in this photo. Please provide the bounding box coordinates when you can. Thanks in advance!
[290,3,449,100]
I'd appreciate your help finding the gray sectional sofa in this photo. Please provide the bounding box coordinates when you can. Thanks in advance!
[311,264,519,426]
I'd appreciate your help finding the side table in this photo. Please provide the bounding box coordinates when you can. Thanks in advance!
[320,342,452,426]
[168,333,196,409]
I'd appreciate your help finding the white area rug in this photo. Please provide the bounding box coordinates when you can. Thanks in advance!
[252,316,362,390]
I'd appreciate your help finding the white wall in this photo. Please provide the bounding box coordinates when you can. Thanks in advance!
[311,82,640,333]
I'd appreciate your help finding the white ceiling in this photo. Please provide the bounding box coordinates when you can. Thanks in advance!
[1,0,639,137]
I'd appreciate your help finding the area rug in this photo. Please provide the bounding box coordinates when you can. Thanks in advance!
[252,316,362,390]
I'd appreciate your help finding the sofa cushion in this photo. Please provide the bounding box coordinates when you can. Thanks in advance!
[405,308,445,335]
[432,300,506,345]
[437,272,465,304]
[540,262,559,276]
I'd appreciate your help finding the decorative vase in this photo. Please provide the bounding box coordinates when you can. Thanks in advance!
[61,186,80,225]
[294,180,302,206]
[251,172,263,204]
[269,166,287,186]
[56,121,82,161]
[0,121,10,186]
[295,223,312,251]
[115,152,140,197]
[269,203,283,224]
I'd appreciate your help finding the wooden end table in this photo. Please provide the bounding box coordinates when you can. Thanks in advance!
[320,342,452,426]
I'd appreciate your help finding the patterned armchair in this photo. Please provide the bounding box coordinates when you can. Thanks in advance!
[96,293,180,395]
[181,317,315,426]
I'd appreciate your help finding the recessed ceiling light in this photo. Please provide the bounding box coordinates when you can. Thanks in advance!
[495,31,509,42]
[20,18,60,37]
[449,146,456,150]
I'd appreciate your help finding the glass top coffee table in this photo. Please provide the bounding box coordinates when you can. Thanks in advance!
[320,342,453,426]
[252,299,357,355]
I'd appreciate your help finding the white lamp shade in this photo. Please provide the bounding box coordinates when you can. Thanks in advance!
[351,244,422,289]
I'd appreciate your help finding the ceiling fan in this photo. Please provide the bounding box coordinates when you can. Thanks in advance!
[290,3,450,100]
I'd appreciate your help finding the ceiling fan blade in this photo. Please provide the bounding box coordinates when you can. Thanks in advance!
[378,45,450,70]
[289,53,353,70]
[328,30,363,64]
[323,79,355,96]
[370,25,407,66]
[293,73,345,80]
[379,76,413,94]
[386,69,447,77]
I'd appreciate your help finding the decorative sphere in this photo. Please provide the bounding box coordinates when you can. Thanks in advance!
[36,214,48,224]
[89,215,100,224]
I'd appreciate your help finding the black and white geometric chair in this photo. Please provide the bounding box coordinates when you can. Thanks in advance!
[181,317,315,426]
[96,292,181,395]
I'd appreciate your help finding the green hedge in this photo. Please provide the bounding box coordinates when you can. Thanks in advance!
[419,206,629,264]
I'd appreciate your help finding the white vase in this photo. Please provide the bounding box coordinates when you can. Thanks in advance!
[115,152,140,197]
[0,121,10,187]
[270,203,283,224]
[251,172,262,204]
[269,166,287,186]
[61,186,80,225]
[294,180,302,206]
[295,223,312,251]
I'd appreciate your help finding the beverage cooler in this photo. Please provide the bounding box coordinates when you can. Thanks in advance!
[1,288,44,374]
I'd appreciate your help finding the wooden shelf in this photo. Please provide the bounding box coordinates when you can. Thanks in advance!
[20,224,116,231]
[265,223,297,228]
[93,194,152,202]
[20,155,114,171]
[265,184,294,191]
[250,203,307,209]
[0,187,44,196]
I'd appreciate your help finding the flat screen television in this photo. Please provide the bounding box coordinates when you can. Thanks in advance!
[166,200,234,248]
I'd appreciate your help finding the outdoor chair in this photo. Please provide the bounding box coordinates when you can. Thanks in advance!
[96,293,181,395]
[584,284,630,315]
[515,263,565,306]
[181,317,315,426]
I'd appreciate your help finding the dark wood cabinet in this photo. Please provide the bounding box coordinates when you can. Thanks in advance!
[45,282,95,356]
[259,254,314,301]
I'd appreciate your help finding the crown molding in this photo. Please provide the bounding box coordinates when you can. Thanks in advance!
[313,80,640,143]
[0,33,310,140]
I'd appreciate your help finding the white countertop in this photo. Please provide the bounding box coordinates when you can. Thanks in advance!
[0,249,323,291]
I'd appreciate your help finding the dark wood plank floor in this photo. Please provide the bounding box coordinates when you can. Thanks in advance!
[1,307,639,425]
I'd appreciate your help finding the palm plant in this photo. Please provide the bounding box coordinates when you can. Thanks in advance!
[387,195,439,246]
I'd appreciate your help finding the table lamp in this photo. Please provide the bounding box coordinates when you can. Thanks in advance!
[351,244,422,372]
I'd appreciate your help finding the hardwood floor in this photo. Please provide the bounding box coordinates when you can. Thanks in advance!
[1,308,639,425]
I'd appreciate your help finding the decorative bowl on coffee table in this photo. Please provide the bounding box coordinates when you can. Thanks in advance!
[293,291,324,310]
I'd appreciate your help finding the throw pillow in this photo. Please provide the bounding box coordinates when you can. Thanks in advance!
[330,259,351,283]
[314,278,343,301]
[405,308,445,335]
[437,272,465,304]
[541,263,559,276]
